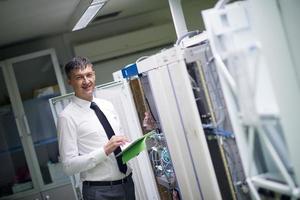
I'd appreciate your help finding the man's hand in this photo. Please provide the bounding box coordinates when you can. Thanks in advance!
[104,135,129,156]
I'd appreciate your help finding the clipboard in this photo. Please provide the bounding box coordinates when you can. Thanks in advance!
[116,130,155,164]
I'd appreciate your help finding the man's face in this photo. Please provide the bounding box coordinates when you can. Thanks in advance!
[68,64,96,101]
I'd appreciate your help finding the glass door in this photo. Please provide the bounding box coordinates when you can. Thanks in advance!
[0,68,36,198]
[1,49,67,198]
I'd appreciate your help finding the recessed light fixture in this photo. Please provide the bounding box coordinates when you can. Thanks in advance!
[71,0,109,31]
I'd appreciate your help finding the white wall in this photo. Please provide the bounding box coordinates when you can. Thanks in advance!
[93,46,171,85]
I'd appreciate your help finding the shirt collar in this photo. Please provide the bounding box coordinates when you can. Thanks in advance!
[72,95,95,110]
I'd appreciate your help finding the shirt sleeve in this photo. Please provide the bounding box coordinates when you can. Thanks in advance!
[57,114,108,176]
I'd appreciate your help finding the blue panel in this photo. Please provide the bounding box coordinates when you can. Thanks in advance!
[121,63,138,78]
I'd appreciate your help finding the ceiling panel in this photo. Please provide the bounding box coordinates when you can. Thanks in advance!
[0,0,171,48]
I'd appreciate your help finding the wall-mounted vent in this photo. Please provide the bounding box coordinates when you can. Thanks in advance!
[92,11,122,23]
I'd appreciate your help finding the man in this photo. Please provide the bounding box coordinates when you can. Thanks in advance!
[57,56,135,200]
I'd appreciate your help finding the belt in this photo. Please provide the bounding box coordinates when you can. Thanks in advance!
[83,173,132,186]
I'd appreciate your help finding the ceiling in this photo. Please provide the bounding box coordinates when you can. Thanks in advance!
[0,0,173,48]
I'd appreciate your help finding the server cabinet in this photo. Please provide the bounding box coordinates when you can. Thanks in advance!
[120,36,249,199]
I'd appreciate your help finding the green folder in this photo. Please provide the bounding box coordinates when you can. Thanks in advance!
[116,130,155,164]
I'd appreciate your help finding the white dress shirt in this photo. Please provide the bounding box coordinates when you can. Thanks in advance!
[57,96,131,181]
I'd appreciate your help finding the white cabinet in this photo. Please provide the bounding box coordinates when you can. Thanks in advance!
[0,49,75,199]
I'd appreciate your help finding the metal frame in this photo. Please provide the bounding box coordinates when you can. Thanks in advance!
[202,1,300,199]
[249,0,300,185]
[167,0,188,39]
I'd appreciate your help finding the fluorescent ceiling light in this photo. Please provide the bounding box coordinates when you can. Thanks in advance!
[72,0,108,31]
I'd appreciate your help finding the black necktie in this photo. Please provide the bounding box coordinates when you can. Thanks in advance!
[90,102,127,174]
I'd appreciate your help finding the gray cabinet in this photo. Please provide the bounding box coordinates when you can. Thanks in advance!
[0,49,75,200]
[13,183,74,200]
[15,193,42,200]
[41,184,75,200]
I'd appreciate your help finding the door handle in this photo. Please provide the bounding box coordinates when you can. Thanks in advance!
[15,116,23,138]
[22,115,31,136]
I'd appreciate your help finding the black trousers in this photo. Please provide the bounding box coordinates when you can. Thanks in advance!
[82,176,135,200]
